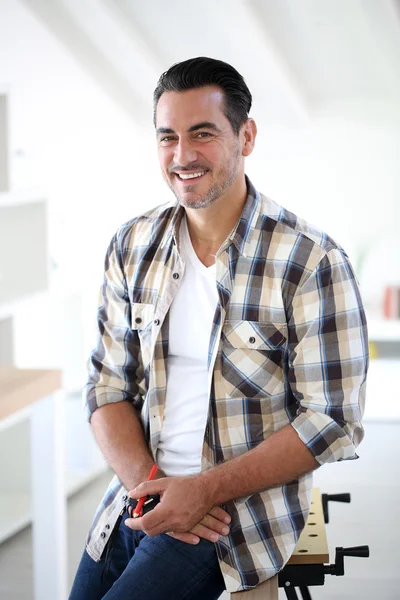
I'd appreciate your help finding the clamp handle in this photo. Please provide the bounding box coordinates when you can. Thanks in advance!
[341,545,370,558]
[322,492,351,523]
[325,545,370,576]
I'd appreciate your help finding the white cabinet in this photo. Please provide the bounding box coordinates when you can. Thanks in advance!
[0,92,10,193]
[0,196,48,306]
[0,391,107,544]
[0,90,107,545]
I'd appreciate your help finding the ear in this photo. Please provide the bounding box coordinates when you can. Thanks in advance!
[241,118,257,157]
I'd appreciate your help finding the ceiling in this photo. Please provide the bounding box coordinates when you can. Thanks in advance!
[20,0,400,129]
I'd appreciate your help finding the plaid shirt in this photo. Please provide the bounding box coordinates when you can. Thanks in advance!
[83,177,368,592]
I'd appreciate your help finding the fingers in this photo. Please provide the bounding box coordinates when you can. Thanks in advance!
[134,506,231,545]
[169,518,231,545]
[166,518,230,545]
[207,506,231,525]
[124,516,146,531]
[194,515,230,541]
[166,532,200,545]
[124,506,166,535]
[129,478,166,499]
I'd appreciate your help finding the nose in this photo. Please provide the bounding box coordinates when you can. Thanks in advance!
[173,138,197,168]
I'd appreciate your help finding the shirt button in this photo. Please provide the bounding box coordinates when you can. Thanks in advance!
[123,495,128,501]
[173,272,179,280]
[101,532,107,539]
[135,317,142,324]
[154,319,160,326]
[105,524,110,529]
[249,337,256,344]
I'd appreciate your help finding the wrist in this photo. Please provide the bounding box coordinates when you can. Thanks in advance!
[126,462,162,492]
[198,467,221,506]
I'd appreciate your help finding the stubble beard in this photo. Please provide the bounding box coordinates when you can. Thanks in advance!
[168,145,242,210]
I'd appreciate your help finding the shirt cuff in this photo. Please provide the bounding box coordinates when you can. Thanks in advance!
[290,408,361,465]
[83,386,133,422]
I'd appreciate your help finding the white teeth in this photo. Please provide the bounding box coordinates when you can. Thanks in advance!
[177,171,206,180]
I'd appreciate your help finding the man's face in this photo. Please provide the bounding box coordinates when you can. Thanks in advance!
[155,86,243,209]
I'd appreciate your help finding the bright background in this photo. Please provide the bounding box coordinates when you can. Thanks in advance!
[1,0,399,398]
[0,1,399,597]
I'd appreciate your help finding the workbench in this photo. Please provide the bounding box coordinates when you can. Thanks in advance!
[231,488,369,598]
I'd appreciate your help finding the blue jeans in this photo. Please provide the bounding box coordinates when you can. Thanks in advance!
[69,514,226,600]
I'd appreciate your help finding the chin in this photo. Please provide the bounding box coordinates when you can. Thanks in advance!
[180,194,217,210]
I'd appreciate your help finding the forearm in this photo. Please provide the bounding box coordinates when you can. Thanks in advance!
[201,424,319,506]
[90,401,158,490]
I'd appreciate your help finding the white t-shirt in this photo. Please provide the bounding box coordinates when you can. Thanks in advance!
[156,216,218,476]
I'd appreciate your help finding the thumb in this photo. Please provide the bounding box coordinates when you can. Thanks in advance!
[129,478,166,499]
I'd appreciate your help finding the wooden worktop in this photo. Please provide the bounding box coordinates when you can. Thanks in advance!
[0,367,62,420]
[289,487,329,565]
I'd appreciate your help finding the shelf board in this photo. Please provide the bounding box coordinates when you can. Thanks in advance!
[0,188,45,207]
[0,290,48,321]
[0,367,62,421]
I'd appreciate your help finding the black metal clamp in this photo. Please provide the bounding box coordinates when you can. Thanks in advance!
[321,492,351,524]
[279,545,369,599]
[278,490,370,600]
[324,545,370,577]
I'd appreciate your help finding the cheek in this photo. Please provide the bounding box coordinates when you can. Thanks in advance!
[201,143,232,168]
[158,149,172,173]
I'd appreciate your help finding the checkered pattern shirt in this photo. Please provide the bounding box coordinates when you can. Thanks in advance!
[83,177,368,592]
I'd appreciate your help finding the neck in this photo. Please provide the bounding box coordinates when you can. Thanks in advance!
[184,176,247,263]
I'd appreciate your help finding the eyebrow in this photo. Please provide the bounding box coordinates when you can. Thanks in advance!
[156,122,221,136]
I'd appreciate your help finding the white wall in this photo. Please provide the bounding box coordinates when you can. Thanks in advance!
[247,120,400,316]
[1,0,399,390]
[0,0,164,387]
[0,0,164,279]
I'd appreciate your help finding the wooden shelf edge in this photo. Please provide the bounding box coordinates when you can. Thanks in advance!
[0,368,62,420]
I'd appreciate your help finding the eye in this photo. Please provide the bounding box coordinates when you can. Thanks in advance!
[195,131,212,139]
[159,135,176,144]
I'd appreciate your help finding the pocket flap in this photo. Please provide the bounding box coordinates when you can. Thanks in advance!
[223,321,287,351]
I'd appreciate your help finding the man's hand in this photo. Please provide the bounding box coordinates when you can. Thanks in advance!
[124,475,230,542]
[167,505,231,545]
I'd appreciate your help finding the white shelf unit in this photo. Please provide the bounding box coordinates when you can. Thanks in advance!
[0,397,107,544]
[0,198,49,305]
[0,89,107,545]
[0,92,10,193]
[0,314,13,364]
[0,186,46,207]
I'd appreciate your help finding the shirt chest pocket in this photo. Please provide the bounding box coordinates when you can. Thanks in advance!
[130,302,155,372]
[220,320,287,399]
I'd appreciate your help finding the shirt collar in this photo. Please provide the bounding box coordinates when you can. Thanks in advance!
[228,176,261,258]
[159,201,185,250]
[160,175,262,258]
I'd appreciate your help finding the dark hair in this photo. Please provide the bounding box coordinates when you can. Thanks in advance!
[153,57,252,135]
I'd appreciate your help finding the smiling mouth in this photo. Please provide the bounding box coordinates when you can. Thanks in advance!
[174,170,208,182]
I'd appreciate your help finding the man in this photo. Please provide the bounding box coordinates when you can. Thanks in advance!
[69,57,368,600]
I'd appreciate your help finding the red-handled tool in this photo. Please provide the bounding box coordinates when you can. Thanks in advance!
[132,464,158,518]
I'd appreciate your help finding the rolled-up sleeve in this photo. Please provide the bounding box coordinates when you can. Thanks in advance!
[288,247,369,464]
[83,230,142,422]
